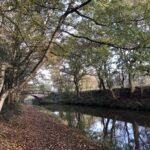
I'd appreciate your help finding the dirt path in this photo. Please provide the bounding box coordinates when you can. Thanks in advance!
[0,105,101,150]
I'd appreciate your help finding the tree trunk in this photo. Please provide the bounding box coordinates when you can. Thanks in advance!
[0,63,12,112]
[6,91,19,104]
[0,91,9,112]
[74,76,80,97]
[140,86,143,99]
[121,68,125,88]
[106,80,116,99]
[129,73,135,94]
[109,88,117,99]
[99,78,106,90]
[0,64,6,92]
[97,72,106,91]
[75,82,80,97]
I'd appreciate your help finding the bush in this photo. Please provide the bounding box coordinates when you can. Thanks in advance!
[0,102,22,121]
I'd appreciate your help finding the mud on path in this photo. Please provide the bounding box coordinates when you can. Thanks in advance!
[0,105,101,150]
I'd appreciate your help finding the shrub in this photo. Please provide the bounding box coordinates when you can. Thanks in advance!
[0,102,22,121]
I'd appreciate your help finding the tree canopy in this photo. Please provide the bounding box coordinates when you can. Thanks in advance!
[0,0,150,110]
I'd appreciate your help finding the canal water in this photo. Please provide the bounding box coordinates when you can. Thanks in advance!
[45,104,150,150]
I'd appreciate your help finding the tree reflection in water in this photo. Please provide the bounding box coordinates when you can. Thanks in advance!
[50,105,150,150]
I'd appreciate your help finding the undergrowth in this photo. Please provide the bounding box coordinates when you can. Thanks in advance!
[0,102,22,122]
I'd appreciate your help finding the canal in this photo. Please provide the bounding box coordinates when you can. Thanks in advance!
[43,104,150,150]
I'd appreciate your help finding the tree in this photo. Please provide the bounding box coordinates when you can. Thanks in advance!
[86,45,117,98]
[51,63,74,93]
[61,39,89,96]
[0,0,92,111]
[87,46,109,91]
[62,0,150,95]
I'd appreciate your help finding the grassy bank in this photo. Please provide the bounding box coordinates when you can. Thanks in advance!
[35,87,150,111]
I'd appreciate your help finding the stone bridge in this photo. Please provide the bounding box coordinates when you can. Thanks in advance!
[21,91,51,103]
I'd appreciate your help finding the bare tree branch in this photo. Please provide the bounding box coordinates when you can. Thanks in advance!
[62,30,138,50]
[75,10,107,27]
[75,10,146,26]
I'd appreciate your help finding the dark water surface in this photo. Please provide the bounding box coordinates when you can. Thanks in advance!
[45,104,150,150]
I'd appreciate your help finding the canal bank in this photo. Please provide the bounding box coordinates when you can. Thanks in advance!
[0,105,100,150]
[35,88,150,111]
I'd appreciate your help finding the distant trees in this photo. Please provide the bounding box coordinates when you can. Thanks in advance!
[56,0,150,97]
[60,39,89,96]
[51,62,74,93]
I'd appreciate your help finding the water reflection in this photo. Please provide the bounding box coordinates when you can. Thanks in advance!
[46,105,150,150]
